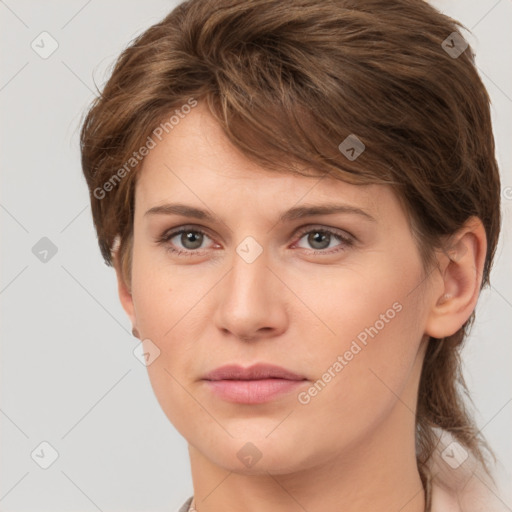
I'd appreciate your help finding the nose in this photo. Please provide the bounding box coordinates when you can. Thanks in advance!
[213,242,288,342]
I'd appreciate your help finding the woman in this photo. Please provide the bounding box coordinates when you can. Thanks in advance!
[80,0,506,510]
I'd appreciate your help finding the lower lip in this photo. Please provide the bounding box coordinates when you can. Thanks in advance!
[203,378,306,404]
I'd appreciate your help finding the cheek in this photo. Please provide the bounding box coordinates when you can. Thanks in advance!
[294,255,426,415]
[129,250,217,432]
[130,246,203,338]
[286,293,424,459]
[289,251,422,353]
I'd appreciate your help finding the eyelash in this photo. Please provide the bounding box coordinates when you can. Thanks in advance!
[156,225,354,257]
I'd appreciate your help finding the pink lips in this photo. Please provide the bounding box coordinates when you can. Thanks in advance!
[202,363,307,404]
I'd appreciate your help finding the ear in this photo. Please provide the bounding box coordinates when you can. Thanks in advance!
[424,216,487,339]
[112,244,138,335]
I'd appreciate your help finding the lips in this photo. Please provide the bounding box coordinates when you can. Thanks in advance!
[201,363,307,404]
[202,363,306,381]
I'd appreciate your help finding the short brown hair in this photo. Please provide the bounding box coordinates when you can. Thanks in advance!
[80,0,501,482]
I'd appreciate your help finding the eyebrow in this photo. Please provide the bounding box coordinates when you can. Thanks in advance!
[144,202,376,223]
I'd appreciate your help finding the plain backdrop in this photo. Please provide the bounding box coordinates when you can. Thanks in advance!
[1,1,511,511]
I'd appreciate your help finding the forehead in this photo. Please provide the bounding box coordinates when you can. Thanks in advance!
[135,102,396,220]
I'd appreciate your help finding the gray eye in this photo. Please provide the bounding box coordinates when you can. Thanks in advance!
[178,231,204,250]
[306,231,331,250]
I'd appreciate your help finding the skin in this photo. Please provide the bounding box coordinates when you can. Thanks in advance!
[113,101,487,512]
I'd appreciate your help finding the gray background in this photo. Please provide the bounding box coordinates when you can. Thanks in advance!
[0,1,510,511]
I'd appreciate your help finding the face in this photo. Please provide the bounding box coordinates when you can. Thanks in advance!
[118,101,434,475]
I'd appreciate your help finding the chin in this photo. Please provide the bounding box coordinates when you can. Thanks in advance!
[200,430,319,475]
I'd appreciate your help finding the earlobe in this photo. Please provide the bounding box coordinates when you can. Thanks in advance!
[424,217,487,339]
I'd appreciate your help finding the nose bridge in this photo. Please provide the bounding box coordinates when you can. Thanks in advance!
[227,234,270,305]
[214,234,286,339]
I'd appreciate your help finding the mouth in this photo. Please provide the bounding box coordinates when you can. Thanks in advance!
[201,363,308,404]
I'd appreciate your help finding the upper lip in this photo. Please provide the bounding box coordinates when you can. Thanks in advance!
[203,363,306,381]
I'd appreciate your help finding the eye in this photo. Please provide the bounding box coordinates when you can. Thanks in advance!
[157,227,215,256]
[293,226,354,254]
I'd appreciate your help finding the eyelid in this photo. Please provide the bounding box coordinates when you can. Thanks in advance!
[293,224,354,242]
